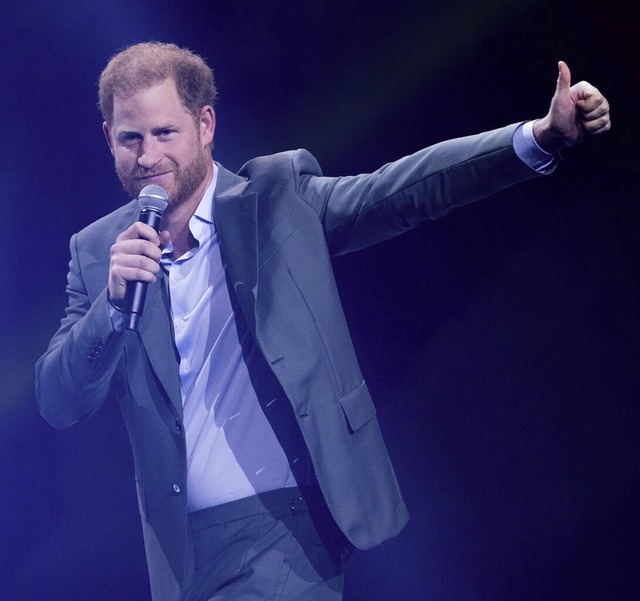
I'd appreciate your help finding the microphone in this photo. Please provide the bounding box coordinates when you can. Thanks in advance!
[124,184,169,331]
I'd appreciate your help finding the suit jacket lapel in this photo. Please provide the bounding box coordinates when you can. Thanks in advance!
[212,163,258,333]
[137,271,183,413]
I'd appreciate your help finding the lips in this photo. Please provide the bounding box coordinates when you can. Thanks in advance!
[137,171,171,181]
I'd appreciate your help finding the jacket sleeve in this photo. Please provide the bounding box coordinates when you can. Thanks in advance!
[35,232,125,429]
[296,123,546,256]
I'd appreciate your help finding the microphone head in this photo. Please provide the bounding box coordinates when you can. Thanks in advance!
[137,184,169,213]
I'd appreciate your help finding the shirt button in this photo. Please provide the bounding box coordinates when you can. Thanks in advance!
[172,484,181,494]
[178,319,185,329]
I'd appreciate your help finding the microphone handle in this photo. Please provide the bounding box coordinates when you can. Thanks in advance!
[124,208,163,331]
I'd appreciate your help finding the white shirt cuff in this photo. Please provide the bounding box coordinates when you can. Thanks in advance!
[513,121,556,173]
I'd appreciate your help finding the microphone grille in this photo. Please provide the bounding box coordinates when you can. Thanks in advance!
[137,184,169,213]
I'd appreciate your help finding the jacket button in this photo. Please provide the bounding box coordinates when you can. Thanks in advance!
[172,484,181,494]
[175,419,182,433]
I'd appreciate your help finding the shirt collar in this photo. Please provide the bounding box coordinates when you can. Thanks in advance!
[193,161,218,225]
[161,162,218,261]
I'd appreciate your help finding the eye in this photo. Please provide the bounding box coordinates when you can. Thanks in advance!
[119,132,141,144]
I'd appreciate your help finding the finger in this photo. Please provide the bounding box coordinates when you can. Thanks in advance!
[110,245,159,266]
[111,265,159,285]
[159,229,172,246]
[576,93,609,117]
[578,101,610,122]
[110,252,161,286]
[581,115,612,136]
[117,221,162,244]
[572,82,605,107]
[113,255,160,282]
[112,238,163,261]
[556,60,572,94]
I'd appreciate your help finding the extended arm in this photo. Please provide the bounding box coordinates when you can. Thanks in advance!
[302,61,610,255]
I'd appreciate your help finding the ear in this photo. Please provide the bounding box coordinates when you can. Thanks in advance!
[199,106,215,148]
[103,122,115,156]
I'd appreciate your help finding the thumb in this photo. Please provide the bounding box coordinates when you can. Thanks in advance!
[556,60,572,94]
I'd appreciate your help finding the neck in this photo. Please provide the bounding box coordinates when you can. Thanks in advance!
[165,215,196,259]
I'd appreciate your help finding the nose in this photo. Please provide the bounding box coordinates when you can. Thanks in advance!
[138,136,162,169]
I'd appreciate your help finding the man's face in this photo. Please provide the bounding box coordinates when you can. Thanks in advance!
[103,78,215,210]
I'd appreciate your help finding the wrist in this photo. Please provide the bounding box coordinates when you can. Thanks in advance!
[532,116,566,154]
[107,291,126,313]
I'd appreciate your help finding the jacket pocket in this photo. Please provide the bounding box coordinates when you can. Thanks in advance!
[339,381,376,433]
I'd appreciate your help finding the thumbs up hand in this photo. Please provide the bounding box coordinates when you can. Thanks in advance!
[533,61,611,153]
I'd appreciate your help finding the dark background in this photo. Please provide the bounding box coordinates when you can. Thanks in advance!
[2,1,639,599]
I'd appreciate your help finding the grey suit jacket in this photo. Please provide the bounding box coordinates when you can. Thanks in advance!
[36,123,541,601]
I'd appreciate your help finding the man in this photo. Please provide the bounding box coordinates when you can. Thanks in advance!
[35,42,610,601]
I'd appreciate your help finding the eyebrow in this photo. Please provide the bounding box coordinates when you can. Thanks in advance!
[115,129,142,141]
[115,123,181,139]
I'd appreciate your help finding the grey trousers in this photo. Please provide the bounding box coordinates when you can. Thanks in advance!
[183,487,352,601]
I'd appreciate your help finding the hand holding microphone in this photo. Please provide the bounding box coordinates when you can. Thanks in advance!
[108,185,169,331]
